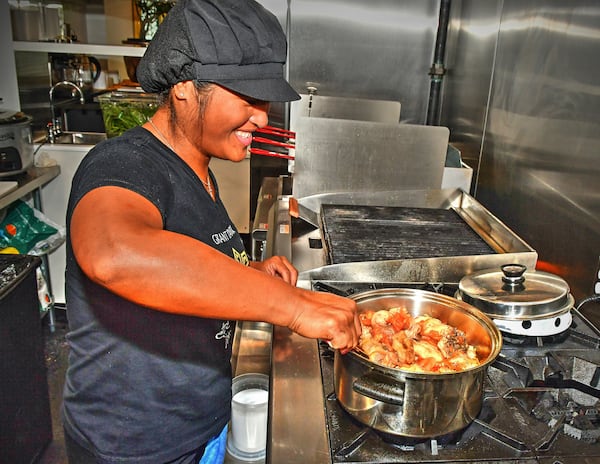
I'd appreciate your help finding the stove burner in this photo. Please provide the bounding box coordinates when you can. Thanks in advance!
[377,429,465,449]
[501,329,571,346]
[331,418,466,460]
[508,387,600,444]
[565,409,600,443]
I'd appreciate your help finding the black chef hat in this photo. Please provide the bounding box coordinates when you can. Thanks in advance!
[136,0,300,102]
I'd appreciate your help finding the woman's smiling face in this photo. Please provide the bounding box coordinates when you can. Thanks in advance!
[189,84,270,163]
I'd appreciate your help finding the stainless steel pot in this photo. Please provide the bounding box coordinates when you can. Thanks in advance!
[0,111,34,177]
[334,288,502,438]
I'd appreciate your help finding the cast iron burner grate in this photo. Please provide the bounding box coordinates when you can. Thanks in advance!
[320,205,495,265]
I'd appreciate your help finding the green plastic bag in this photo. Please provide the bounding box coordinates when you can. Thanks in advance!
[0,200,64,255]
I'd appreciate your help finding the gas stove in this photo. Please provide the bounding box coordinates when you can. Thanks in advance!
[314,281,600,464]
[261,178,598,463]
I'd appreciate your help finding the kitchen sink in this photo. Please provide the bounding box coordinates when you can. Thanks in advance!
[50,132,107,145]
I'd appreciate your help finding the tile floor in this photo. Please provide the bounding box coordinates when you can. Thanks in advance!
[39,309,69,464]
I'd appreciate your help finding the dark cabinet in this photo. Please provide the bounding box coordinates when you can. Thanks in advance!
[0,254,52,464]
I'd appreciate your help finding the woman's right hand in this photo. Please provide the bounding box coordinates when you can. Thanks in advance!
[285,289,362,353]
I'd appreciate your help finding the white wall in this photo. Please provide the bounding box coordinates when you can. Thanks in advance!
[101,0,135,80]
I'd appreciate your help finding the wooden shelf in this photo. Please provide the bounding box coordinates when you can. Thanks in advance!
[13,41,146,58]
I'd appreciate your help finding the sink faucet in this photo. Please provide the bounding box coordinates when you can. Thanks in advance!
[48,81,85,142]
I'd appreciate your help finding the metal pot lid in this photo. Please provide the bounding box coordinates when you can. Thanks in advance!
[0,110,32,125]
[458,264,574,320]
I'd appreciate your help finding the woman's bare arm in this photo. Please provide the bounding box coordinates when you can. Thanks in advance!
[70,186,361,350]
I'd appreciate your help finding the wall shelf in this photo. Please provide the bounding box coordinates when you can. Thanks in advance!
[0,166,61,211]
[13,41,146,58]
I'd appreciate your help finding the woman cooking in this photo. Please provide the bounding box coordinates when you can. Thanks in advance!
[61,1,361,463]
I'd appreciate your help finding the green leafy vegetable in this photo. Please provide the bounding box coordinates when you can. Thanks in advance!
[98,93,159,138]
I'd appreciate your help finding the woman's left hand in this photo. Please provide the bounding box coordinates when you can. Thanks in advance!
[250,256,298,286]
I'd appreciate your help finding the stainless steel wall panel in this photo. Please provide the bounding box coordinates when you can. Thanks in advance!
[442,0,502,172]
[292,117,449,199]
[443,0,600,301]
[288,0,439,123]
[289,94,401,128]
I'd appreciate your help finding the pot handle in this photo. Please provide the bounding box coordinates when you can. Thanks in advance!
[352,372,405,406]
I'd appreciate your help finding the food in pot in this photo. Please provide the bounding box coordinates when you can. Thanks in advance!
[358,307,480,373]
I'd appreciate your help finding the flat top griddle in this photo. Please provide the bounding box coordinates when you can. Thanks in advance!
[320,204,495,265]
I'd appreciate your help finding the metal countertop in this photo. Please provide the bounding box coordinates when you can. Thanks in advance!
[262,191,333,463]
[227,319,327,464]
[225,321,273,464]
[0,166,60,210]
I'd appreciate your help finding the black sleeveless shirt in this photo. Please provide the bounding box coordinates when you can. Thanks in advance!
[62,127,247,463]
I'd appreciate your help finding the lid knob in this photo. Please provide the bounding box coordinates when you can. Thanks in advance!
[501,264,527,290]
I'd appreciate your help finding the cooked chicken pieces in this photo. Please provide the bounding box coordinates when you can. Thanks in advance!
[358,307,480,373]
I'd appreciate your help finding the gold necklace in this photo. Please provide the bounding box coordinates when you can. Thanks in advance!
[148,118,213,198]
[200,175,213,198]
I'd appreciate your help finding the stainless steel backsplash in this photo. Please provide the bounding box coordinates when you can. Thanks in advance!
[443,0,600,301]
[271,0,599,302]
